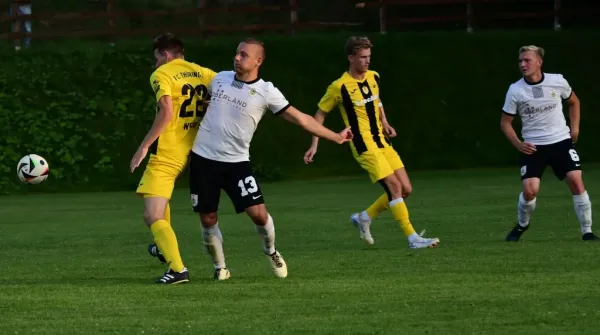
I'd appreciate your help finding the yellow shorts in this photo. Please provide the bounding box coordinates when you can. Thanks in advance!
[355,146,405,183]
[136,161,184,199]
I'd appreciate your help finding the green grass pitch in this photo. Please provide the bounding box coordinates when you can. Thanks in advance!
[2,167,600,334]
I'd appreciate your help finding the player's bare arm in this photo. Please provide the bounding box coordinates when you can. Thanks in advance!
[130,95,174,172]
[303,109,328,164]
[379,104,396,138]
[281,107,352,145]
[500,113,536,155]
[567,91,581,143]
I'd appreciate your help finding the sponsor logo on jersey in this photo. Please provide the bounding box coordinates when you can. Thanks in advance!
[354,95,379,106]
[521,102,557,118]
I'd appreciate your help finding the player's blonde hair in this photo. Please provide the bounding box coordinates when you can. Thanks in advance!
[241,37,265,59]
[519,45,545,59]
[345,36,373,56]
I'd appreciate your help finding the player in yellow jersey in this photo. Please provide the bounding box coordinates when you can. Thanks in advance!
[130,33,217,284]
[303,36,440,249]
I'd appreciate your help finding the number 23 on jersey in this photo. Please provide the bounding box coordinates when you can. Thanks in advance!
[180,83,208,118]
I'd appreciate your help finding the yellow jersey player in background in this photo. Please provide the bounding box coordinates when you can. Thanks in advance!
[130,33,216,284]
[303,36,439,249]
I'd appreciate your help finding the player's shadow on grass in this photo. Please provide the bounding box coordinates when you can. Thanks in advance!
[0,276,158,286]
[0,276,244,285]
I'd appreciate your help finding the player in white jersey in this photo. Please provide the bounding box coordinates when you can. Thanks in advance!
[501,45,597,242]
[188,38,353,280]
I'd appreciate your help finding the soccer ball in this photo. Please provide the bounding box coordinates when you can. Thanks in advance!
[17,154,50,185]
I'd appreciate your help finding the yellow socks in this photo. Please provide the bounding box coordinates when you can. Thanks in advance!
[389,198,416,237]
[164,203,171,225]
[150,220,184,272]
[366,193,389,219]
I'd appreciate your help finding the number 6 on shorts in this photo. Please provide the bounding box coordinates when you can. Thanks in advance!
[569,149,580,162]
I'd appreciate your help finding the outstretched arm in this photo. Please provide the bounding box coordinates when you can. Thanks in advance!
[309,109,328,146]
[281,106,352,144]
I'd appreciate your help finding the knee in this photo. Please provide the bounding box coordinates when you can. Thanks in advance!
[143,210,162,227]
[522,189,537,201]
[246,205,269,226]
[565,171,585,193]
[200,212,218,227]
[402,184,413,198]
[567,178,586,195]
[385,179,403,200]
[521,178,541,201]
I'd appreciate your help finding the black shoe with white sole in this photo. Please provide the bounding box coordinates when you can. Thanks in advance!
[155,268,189,284]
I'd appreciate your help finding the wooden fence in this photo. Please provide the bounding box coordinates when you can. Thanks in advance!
[1,0,599,42]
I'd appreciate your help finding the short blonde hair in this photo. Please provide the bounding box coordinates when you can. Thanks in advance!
[345,36,373,56]
[241,37,265,58]
[519,45,545,59]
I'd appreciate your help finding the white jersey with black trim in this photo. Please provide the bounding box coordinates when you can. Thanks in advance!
[192,71,290,162]
[502,72,573,145]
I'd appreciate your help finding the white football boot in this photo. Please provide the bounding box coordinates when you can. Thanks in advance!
[408,230,440,249]
[266,250,288,278]
[214,268,231,281]
[350,213,375,245]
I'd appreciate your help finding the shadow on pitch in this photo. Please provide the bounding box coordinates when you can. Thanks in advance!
[0,277,232,286]
[0,276,159,286]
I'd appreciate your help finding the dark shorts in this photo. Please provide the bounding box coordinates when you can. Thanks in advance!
[520,138,581,181]
[189,152,265,214]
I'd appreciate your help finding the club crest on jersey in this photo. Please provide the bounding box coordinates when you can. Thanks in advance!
[249,88,257,96]
[361,86,369,95]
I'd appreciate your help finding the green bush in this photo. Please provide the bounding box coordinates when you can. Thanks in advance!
[2,31,600,194]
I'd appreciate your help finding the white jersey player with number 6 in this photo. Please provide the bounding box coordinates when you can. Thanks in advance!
[500,45,597,242]
[188,38,354,280]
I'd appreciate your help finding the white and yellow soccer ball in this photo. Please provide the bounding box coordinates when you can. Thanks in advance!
[17,154,50,185]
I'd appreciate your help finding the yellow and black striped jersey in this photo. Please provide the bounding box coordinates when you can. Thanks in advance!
[318,70,390,156]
